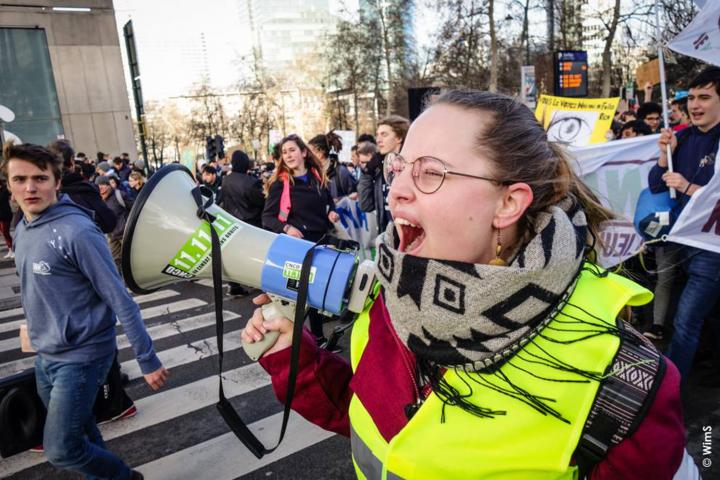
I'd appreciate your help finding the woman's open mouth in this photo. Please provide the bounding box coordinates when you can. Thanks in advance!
[395,217,426,254]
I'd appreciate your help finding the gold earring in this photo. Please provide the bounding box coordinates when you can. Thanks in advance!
[489,229,508,267]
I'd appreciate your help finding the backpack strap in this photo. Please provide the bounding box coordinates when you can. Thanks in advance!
[574,320,666,479]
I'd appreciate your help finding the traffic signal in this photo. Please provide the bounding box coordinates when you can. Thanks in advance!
[205,136,216,161]
[214,135,225,160]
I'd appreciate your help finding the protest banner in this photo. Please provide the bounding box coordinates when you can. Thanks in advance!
[667,1,720,66]
[571,134,660,267]
[334,196,378,260]
[535,95,619,147]
[667,154,720,254]
[573,133,720,265]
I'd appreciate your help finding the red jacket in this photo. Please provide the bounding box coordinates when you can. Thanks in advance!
[260,294,687,479]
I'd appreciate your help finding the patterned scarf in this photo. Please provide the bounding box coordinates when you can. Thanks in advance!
[374,198,588,372]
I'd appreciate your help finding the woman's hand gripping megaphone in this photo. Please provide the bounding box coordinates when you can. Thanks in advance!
[241,294,297,360]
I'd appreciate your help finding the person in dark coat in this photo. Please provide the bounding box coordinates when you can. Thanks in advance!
[262,135,338,243]
[112,157,132,183]
[222,150,265,227]
[357,115,409,238]
[49,140,117,234]
[95,175,133,273]
[0,180,14,258]
[308,131,357,200]
[220,150,266,296]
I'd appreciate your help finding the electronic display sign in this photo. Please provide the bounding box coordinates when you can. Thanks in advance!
[554,50,588,97]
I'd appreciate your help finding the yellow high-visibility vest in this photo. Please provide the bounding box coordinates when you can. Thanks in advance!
[349,266,651,480]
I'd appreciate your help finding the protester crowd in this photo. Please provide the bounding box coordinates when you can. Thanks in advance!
[609,82,691,141]
[1,68,717,478]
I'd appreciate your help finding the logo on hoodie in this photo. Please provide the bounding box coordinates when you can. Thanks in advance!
[32,261,52,276]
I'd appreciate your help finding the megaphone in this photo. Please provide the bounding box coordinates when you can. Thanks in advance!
[122,164,374,359]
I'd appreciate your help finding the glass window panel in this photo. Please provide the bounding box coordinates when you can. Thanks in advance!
[0,28,63,145]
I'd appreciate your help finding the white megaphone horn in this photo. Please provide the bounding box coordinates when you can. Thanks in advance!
[122,164,374,360]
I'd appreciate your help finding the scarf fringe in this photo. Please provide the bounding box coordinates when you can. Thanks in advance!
[421,266,631,425]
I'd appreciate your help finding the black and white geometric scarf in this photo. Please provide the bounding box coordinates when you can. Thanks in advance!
[374,198,588,373]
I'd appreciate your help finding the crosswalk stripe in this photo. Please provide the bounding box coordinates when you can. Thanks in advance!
[0,289,180,323]
[0,306,23,320]
[0,307,234,355]
[0,362,271,477]
[136,412,335,480]
[121,329,245,381]
[0,299,211,377]
[116,310,240,350]
[129,289,181,304]
[0,296,201,335]
[127,298,207,322]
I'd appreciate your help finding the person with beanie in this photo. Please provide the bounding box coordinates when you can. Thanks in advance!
[221,149,265,296]
[48,140,117,234]
[96,175,133,272]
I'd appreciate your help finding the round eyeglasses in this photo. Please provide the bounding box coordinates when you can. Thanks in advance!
[383,153,510,194]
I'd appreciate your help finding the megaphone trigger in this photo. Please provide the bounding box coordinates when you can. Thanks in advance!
[242,295,299,361]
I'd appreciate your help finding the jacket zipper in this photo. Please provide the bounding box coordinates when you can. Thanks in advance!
[388,317,423,419]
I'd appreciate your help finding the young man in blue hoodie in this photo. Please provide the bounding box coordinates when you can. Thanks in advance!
[648,67,720,381]
[3,143,167,480]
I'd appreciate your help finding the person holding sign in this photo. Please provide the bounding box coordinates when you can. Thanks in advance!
[244,91,692,479]
[648,66,720,380]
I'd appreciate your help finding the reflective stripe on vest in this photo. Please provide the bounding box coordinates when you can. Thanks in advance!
[348,265,652,480]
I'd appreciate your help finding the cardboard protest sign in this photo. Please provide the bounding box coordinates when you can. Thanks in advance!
[635,59,661,87]
[536,95,620,147]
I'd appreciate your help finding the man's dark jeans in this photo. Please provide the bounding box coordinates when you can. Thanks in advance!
[35,353,132,480]
[666,245,720,380]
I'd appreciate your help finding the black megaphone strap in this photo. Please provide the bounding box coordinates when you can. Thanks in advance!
[191,186,325,459]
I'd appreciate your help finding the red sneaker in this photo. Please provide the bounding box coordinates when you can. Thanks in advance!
[97,404,137,426]
[29,444,44,453]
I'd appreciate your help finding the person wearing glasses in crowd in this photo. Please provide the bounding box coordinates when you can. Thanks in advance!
[243,91,693,479]
[638,102,664,134]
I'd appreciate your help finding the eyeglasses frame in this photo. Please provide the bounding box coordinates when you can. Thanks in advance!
[385,153,512,194]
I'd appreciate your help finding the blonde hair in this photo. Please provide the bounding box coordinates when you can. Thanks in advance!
[129,171,145,187]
